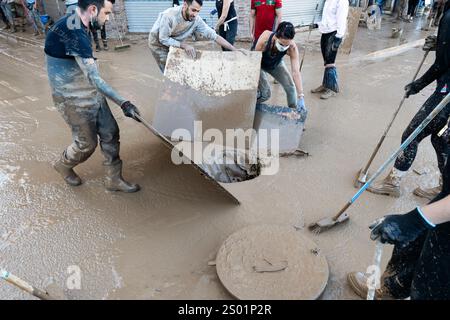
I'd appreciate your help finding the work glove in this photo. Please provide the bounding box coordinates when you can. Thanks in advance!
[369,207,435,249]
[404,79,426,98]
[423,35,437,51]
[296,96,305,112]
[332,36,342,51]
[121,101,141,122]
[309,23,319,31]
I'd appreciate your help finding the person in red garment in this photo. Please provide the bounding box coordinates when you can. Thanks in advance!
[250,0,282,47]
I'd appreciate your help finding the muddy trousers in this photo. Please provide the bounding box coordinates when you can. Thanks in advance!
[55,96,121,167]
[383,156,450,299]
[91,24,106,46]
[1,5,9,26]
[320,31,340,92]
[394,91,450,174]
[257,61,298,108]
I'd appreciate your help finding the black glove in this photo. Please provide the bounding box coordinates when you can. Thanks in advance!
[404,79,426,98]
[423,35,437,51]
[369,208,435,249]
[309,23,319,30]
[332,36,342,51]
[121,101,141,122]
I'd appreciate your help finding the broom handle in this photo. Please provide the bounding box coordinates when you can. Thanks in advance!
[361,50,430,176]
[367,241,383,300]
[1,269,53,300]
[299,1,321,72]
[333,91,450,222]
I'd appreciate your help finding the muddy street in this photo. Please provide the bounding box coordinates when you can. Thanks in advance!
[0,18,441,300]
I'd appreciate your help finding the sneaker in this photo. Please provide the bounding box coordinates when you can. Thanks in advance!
[320,89,337,100]
[311,85,326,94]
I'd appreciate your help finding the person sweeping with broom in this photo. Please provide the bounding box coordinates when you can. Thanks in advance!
[348,147,450,300]
[311,0,348,100]
[368,1,450,200]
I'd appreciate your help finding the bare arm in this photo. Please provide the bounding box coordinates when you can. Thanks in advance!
[421,194,450,225]
[215,35,237,51]
[254,30,270,51]
[275,8,282,30]
[216,0,231,29]
[75,56,127,106]
[288,44,304,97]
[250,9,256,40]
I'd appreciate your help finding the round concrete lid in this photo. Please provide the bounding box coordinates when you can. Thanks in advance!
[216,225,329,300]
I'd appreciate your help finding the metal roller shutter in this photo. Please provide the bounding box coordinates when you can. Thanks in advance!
[282,0,324,27]
[125,0,218,33]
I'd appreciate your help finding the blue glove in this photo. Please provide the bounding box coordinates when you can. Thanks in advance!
[296,96,305,112]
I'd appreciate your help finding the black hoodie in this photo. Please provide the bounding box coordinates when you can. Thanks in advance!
[418,1,450,93]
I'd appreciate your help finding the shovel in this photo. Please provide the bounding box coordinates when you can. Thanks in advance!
[309,91,450,233]
[354,50,430,188]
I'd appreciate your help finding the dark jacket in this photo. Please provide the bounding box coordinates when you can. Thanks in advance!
[419,2,450,93]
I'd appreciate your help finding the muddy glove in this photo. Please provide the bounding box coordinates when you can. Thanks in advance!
[404,79,426,98]
[121,101,141,122]
[332,36,342,51]
[423,35,437,51]
[369,207,435,249]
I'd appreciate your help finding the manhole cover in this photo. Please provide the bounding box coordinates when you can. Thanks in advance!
[216,225,329,300]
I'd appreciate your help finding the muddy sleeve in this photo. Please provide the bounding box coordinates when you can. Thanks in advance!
[418,14,450,86]
[75,56,127,106]
[158,15,181,48]
[194,18,218,41]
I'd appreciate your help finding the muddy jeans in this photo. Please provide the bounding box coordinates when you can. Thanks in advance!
[257,61,297,108]
[218,19,237,51]
[320,31,340,92]
[394,91,450,174]
[383,156,450,299]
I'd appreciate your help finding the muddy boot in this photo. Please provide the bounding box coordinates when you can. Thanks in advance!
[10,25,17,33]
[53,158,82,186]
[104,160,140,193]
[347,272,394,300]
[95,43,101,52]
[103,40,108,51]
[413,176,443,200]
[320,89,337,100]
[367,168,404,197]
[311,85,326,94]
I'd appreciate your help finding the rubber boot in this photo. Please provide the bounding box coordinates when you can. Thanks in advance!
[347,272,394,300]
[367,168,404,197]
[53,156,82,186]
[311,85,326,94]
[413,176,443,200]
[104,160,140,193]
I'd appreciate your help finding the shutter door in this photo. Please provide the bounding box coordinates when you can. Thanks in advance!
[125,0,218,33]
[282,0,324,27]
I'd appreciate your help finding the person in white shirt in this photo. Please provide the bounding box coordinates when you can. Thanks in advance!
[311,0,349,99]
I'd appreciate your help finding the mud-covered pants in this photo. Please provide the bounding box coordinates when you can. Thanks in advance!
[394,91,450,174]
[383,152,450,299]
[53,95,121,167]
